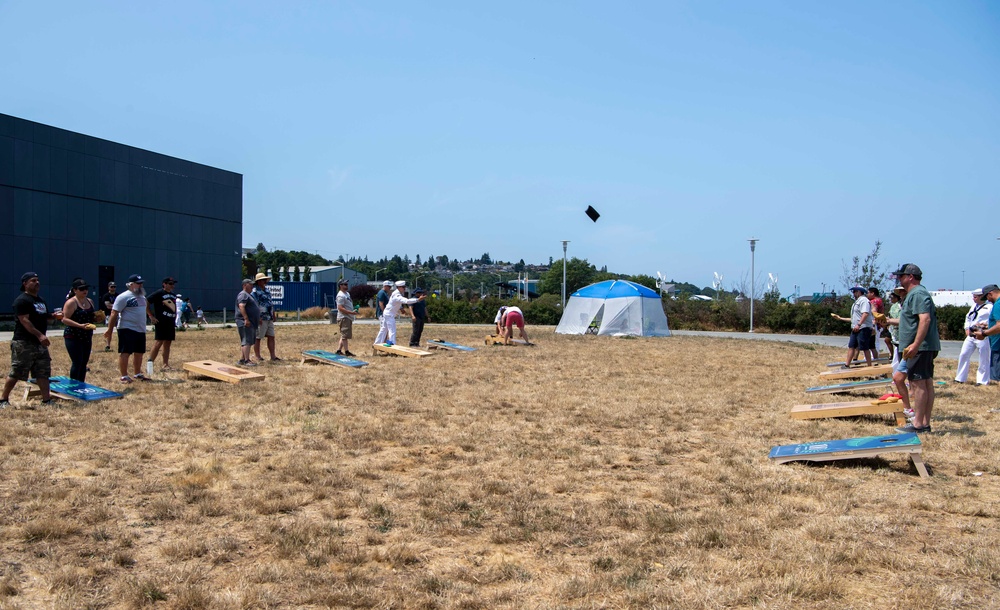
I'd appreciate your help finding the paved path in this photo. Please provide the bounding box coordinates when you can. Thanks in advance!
[0,323,964,360]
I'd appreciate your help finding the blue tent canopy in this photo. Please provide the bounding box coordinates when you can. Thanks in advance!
[572,279,660,299]
[558,280,671,336]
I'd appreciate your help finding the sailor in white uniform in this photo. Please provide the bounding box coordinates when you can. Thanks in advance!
[373,280,425,346]
[956,288,992,385]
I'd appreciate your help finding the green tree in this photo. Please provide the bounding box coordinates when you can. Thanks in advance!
[538,257,597,296]
[841,240,890,293]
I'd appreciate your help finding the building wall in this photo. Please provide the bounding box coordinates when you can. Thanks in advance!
[0,113,242,310]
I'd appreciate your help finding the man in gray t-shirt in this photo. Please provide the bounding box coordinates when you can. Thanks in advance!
[104,274,155,383]
[236,279,261,366]
[335,279,356,357]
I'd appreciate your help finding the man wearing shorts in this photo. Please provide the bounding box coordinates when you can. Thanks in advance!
[1,272,63,407]
[104,274,154,383]
[833,286,875,367]
[252,273,280,362]
[972,284,1000,384]
[501,305,532,345]
[236,279,260,366]
[147,277,178,371]
[335,278,357,356]
[893,264,940,434]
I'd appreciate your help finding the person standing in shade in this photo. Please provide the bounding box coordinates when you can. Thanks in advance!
[1,273,63,407]
[252,273,280,362]
[147,277,178,371]
[972,284,1000,384]
[62,278,98,382]
[105,275,155,383]
[831,286,875,367]
[335,278,357,356]
[375,280,392,319]
[100,281,117,351]
[893,264,940,434]
[956,288,992,385]
[409,287,430,347]
[235,279,261,366]
[374,280,425,346]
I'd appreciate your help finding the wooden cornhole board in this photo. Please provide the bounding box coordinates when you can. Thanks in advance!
[372,344,432,358]
[301,349,368,368]
[825,357,891,367]
[485,335,533,346]
[24,376,124,402]
[182,360,265,383]
[790,400,906,426]
[427,339,476,352]
[819,364,893,381]
[806,377,892,394]
[769,433,929,478]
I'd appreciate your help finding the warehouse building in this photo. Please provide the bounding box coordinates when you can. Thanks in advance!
[0,112,241,310]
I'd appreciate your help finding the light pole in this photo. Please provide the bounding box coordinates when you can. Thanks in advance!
[561,240,570,308]
[962,270,965,291]
[374,267,388,284]
[748,238,758,333]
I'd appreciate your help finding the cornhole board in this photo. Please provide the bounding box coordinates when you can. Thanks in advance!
[790,400,906,426]
[372,344,432,358]
[819,364,893,381]
[769,433,928,478]
[301,349,368,368]
[485,335,533,346]
[24,376,123,402]
[806,377,892,394]
[427,339,476,352]
[825,357,891,367]
[182,360,265,383]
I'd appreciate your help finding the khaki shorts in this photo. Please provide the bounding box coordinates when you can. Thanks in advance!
[9,339,52,381]
[338,317,353,339]
[260,319,276,338]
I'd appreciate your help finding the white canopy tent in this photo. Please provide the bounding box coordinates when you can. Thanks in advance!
[555,280,671,337]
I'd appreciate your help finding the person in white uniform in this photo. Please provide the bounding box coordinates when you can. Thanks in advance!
[955,288,992,385]
[373,281,425,346]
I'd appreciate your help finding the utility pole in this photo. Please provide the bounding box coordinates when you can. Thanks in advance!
[561,240,570,308]
[748,238,758,333]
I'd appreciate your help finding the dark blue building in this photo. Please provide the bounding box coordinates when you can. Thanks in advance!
[0,113,242,310]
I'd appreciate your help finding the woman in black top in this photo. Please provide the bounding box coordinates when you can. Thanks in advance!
[62,279,97,382]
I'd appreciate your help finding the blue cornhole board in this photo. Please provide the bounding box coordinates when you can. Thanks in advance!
[27,376,124,402]
[427,339,476,352]
[769,433,928,478]
[301,349,368,368]
[806,377,891,394]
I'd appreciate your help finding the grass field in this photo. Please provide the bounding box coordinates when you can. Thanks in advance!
[1,323,998,609]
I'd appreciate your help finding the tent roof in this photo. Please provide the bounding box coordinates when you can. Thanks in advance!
[571,279,659,299]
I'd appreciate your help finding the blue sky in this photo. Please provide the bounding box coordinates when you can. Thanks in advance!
[2,1,997,295]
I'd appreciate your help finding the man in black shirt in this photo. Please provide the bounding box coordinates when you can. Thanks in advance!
[146,277,179,371]
[100,281,117,351]
[1,272,63,407]
[409,287,430,347]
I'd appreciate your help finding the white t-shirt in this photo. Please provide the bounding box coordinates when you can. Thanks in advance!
[112,290,148,333]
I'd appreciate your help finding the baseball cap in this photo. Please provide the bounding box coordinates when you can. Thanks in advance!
[338,278,349,285]
[890,263,922,277]
[20,272,38,290]
[382,280,392,286]
[982,284,1000,295]
[72,278,90,290]
[395,280,406,287]
[162,276,177,284]
[413,287,426,294]
[128,274,144,284]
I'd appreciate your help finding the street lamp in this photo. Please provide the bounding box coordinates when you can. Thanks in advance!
[748,238,758,333]
[561,240,570,308]
[374,267,388,283]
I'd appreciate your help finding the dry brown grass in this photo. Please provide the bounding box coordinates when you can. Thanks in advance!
[1,323,998,608]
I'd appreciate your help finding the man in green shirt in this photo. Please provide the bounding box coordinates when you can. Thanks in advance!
[893,263,939,434]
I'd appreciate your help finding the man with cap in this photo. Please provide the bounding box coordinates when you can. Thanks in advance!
[374,280,426,346]
[972,284,1000,384]
[956,288,992,385]
[100,281,117,351]
[1,273,64,407]
[408,286,430,348]
[252,272,280,362]
[375,280,392,319]
[335,278,357,356]
[831,285,876,368]
[105,274,155,383]
[147,277,179,371]
[893,263,940,434]
[236,278,261,366]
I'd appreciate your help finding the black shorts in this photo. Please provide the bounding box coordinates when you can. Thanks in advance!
[906,351,937,381]
[848,327,874,350]
[118,328,147,354]
[154,322,176,341]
